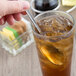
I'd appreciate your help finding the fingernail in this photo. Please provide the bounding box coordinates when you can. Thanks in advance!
[23,1,30,10]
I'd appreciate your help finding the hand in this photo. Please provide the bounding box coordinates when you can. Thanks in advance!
[0,0,30,25]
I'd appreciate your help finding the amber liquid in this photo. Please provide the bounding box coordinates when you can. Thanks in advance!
[34,16,74,76]
[35,34,73,76]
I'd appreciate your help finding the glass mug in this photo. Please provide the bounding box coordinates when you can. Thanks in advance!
[32,11,75,76]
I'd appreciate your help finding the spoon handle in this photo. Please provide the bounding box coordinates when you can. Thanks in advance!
[26,10,41,33]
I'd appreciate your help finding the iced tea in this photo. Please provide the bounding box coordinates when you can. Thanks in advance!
[33,11,74,76]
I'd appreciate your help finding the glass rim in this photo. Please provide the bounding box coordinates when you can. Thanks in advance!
[33,11,75,38]
[30,0,60,13]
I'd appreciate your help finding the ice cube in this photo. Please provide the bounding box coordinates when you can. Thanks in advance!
[36,15,73,41]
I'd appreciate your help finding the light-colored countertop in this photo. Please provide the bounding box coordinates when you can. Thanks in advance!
[0,4,76,76]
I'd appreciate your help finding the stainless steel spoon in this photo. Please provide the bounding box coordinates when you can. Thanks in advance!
[26,10,41,33]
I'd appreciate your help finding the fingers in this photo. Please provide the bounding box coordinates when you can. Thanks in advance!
[0,11,27,25]
[1,1,30,16]
[0,17,6,25]
[13,13,21,21]
[0,12,27,25]
[6,15,15,25]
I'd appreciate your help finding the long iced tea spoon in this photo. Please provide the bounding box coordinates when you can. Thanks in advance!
[26,10,41,33]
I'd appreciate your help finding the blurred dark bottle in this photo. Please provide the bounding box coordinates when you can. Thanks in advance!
[35,0,58,11]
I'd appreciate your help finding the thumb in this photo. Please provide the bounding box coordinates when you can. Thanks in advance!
[0,1,30,17]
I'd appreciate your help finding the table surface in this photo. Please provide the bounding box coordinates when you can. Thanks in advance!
[0,3,76,76]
